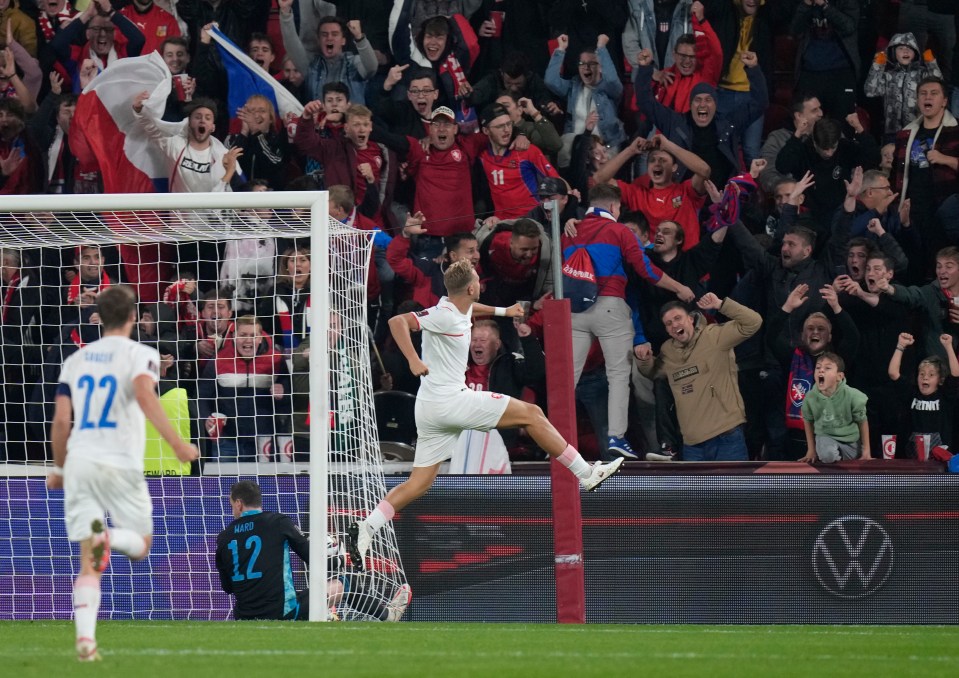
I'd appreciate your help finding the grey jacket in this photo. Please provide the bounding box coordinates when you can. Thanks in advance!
[545,44,626,149]
[622,0,692,69]
[864,32,942,136]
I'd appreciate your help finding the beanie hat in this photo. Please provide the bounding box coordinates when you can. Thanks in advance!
[689,82,717,104]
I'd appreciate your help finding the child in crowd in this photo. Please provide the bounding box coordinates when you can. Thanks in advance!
[880,142,895,176]
[887,332,959,458]
[864,32,942,140]
[800,352,871,463]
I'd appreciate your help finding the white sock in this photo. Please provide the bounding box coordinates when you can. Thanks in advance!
[366,500,395,532]
[73,574,100,643]
[557,445,592,480]
[110,529,147,559]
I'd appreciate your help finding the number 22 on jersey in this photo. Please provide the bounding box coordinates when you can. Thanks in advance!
[76,374,119,430]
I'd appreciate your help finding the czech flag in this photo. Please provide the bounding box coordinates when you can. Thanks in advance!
[208,24,304,121]
[70,51,183,193]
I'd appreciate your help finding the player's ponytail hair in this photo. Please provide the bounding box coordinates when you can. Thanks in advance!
[444,259,475,295]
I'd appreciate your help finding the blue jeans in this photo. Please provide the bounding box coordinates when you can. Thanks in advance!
[575,367,610,460]
[211,437,256,462]
[682,426,748,461]
[715,88,763,165]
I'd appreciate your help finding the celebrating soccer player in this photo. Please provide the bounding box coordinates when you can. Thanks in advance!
[46,286,199,661]
[348,260,623,569]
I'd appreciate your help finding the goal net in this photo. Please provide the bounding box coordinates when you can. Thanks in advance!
[0,192,407,622]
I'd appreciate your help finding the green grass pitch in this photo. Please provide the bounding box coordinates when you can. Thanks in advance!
[2,621,958,677]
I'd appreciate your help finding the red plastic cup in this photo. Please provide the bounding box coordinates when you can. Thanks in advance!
[207,412,227,440]
[173,74,191,102]
[914,434,931,461]
[881,434,896,460]
[490,11,504,38]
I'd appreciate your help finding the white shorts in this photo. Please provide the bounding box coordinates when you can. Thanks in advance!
[414,389,511,467]
[64,456,153,541]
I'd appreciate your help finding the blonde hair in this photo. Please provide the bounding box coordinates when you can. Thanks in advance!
[444,259,475,294]
[235,314,260,330]
[328,185,355,212]
[472,318,500,336]
[345,104,373,122]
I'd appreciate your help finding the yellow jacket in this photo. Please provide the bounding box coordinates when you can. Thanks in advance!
[0,3,38,58]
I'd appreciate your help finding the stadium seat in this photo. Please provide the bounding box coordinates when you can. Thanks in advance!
[373,390,417,462]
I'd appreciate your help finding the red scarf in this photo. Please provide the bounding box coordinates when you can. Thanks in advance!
[1,271,20,323]
[163,279,199,334]
[439,52,470,98]
[69,327,85,347]
[67,271,110,304]
[39,5,77,43]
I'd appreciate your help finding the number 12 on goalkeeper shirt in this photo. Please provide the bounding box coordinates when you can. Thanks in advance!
[227,535,263,582]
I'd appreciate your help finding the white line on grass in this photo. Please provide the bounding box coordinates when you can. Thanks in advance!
[4,647,958,664]
[4,622,958,638]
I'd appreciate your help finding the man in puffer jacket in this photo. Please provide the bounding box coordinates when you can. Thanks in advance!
[199,315,291,462]
[864,32,942,140]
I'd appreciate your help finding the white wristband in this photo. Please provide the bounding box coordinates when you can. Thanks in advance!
[50,466,64,477]
[494,307,507,317]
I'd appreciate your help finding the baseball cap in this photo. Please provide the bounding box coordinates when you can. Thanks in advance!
[537,177,568,197]
[430,106,456,122]
[480,105,510,127]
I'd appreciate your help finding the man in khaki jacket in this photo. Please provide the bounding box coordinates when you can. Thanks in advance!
[637,293,762,461]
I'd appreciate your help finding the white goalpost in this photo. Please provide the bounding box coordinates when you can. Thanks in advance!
[0,192,406,622]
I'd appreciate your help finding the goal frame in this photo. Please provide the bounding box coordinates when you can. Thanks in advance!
[0,191,334,621]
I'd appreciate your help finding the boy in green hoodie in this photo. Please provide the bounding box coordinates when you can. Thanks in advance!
[800,352,872,463]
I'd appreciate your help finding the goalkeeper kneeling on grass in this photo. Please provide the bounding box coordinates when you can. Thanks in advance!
[216,481,410,621]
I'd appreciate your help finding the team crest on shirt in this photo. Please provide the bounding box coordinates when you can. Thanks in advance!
[157,26,168,37]
[790,378,810,407]
[671,196,683,208]
[374,156,383,168]
[832,166,842,180]
[451,149,462,162]
[509,160,517,168]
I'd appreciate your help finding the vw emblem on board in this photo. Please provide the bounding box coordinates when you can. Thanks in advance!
[812,515,894,599]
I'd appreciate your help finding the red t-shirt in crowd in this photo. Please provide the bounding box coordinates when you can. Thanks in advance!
[618,177,705,249]
[465,362,492,391]
[480,143,559,219]
[120,4,181,55]
[405,133,484,236]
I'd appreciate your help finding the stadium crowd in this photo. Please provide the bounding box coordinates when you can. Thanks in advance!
[2,0,959,466]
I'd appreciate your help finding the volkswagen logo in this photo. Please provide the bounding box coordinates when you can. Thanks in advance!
[812,515,894,599]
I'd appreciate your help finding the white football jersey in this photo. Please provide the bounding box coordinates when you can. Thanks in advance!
[413,297,472,402]
[57,336,161,472]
